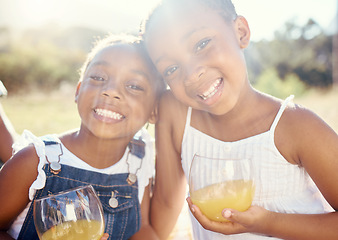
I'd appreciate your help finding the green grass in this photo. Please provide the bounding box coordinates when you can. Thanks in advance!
[1,89,80,136]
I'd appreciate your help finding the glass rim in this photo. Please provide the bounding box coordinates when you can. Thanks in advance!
[34,184,94,202]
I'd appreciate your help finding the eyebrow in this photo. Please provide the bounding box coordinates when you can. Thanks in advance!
[131,70,152,84]
[89,60,110,67]
[132,69,147,77]
[181,27,203,42]
[154,55,166,65]
[154,26,207,65]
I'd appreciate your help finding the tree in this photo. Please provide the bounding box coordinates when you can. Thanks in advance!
[245,18,333,89]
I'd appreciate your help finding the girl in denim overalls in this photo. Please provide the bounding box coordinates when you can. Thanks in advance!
[0,34,164,240]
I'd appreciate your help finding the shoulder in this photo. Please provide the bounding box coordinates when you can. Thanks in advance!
[158,90,188,115]
[158,90,188,133]
[280,102,332,137]
[159,91,188,132]
[2,145,40,183]
[0,145,40,228]
[279,102,338,210]
[157,90,188,151]
[276,101,338,165]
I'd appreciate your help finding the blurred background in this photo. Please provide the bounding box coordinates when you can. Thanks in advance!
[0,0,338,239]
[0,1,337,238]
[0,0,337,135]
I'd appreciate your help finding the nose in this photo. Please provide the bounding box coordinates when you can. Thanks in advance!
[184,60,206,86]
[101,80,122,100]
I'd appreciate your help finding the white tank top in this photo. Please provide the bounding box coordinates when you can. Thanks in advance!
[181,96,332,240]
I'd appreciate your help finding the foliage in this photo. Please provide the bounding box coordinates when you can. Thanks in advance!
[246,18,333,90]
[253,68,307,99]
[0,19,335,95]
[0,25,105,94]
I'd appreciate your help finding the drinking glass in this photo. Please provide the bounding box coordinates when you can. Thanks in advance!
[33,185,105,240]
[189,155,255,222]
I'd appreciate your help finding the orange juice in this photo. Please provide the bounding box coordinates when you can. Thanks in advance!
[190,180,255,222]
[40,219,104,240]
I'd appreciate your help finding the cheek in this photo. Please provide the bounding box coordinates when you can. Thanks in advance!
[130,95,155,115]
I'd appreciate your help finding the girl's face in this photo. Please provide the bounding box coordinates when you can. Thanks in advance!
[76,44,158,139]
[145,2,250,115]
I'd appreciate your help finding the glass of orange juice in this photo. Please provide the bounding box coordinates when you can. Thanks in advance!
[189,155,255,222]
[33,185,105,240]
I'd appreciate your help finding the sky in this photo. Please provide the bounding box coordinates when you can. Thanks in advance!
[0,0,337,41]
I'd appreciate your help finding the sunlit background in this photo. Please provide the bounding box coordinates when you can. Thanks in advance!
[0,0,336,41]
[0,1,337,239]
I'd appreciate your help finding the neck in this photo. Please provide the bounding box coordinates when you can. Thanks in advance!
[212,85,260,122]
[192,87,266,142]
[60,129,132,169]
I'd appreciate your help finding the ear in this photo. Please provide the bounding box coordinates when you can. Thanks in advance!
[74,81,82,103]
[147,102,159,124]
[234,16,250,49]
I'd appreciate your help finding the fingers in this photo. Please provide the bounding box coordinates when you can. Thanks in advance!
[186,197,240,235]
[186,197,210,222]
[187,199,266,235]
[222,205,264,231]
[222,208,243,224]
[100,233,109,240]
[222,209,233,219]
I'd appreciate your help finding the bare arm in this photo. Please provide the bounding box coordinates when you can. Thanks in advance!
[263,106,338,239]
[0,103,17,163]
[0,232,14,240]
[130,182,159,240]
[0,145,39,238]
[150,92,188,239]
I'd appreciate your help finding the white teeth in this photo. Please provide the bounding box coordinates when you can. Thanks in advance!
[95,108,123,120]
[199,79,221,100]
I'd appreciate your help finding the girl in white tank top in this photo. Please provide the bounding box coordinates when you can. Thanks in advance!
[142,0,338,239]
[182,96,331,240]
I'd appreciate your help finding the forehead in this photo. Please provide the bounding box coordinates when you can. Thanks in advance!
[92,44,144,65]
[88,43,160,87]
[147,1,210,35]
[144,2,230,58]
[91,44,154,73]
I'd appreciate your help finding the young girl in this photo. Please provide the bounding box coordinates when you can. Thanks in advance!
[141,0,338,239]
[0,34,164,240]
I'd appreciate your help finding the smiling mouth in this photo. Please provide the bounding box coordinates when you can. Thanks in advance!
[94,108,124,120]
[198,78,222,100]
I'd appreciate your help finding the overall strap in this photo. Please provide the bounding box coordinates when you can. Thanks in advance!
[270,95,294,133]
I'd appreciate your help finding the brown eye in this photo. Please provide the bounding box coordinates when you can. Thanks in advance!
[127,84,144,91]
[90,76,105,81]
[195,38,211,52]
[164,65,179,77]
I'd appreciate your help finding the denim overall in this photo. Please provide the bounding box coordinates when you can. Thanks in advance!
[17,141,141,240]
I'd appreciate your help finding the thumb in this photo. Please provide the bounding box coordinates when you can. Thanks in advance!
[222,208,242,223]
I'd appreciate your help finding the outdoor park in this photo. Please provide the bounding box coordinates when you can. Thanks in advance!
[0,0,337,239]
[1,15,337,137]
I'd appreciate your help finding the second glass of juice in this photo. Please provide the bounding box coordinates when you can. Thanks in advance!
[189,155,255,222]
[33,185,105,240]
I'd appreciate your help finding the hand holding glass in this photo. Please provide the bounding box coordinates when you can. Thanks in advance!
[189,155,255,222]
[33,185,105,240]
